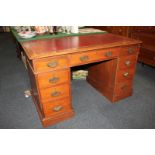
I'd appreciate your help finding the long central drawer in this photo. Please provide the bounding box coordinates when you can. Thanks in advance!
[69,47,119,66]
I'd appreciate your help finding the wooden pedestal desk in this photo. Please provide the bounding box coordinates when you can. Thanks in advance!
[21,33,141,127]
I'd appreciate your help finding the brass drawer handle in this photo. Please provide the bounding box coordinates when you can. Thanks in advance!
[128,47,133,54]
[125,60,131,66]
[105,51,112,57]
[49,77,59,83]
[80,55,89,62]
[123,72,129,77]
[53,105,63,112]
[51,91,61,97]
[47,61,58,68]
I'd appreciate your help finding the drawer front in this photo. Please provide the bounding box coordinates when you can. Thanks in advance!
[138,48,155,66]
[140,47,155,55]
[43,98,72,117]
[119,45,139,57]
[40,84,70,102]
[37,69,69,89]
[69,51,97,66]
[138,56,155,67]
[96,47,119,59]
[69,48,119,66]
[118,55,138,70]
[114,81,133,98]
[140,53,155,60]
[116,69,135,83]
[33,56,69,73]
[139,48,155,60]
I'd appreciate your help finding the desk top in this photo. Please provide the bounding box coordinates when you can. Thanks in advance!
[21,33,142,60]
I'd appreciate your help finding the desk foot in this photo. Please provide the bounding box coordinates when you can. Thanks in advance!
[41,111,75,127]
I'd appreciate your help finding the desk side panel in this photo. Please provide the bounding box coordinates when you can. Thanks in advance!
[87,58,118,101]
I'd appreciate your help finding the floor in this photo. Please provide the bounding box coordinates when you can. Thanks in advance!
[0,33,155,129]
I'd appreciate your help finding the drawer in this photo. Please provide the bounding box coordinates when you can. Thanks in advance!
[140,53,155,60]
[40,84,70,102]
[116,68,135,83]
[114,81,133,98]
[139,54,155,63]
[96,47,119,59]
[139,47,155,60]
[69,48,119,66]
[119,45,139,57]
[69,51,97,66]
[118,55,138,70]
[43,98,72,117]
[37,69,69,89]
[33,56,69,73]
[138,56,155,67]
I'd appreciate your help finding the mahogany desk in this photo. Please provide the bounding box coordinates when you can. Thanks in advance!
[21,33,141,127]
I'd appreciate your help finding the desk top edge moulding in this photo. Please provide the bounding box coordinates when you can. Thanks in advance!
[21,33,141,60]
[19,33,142,127]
